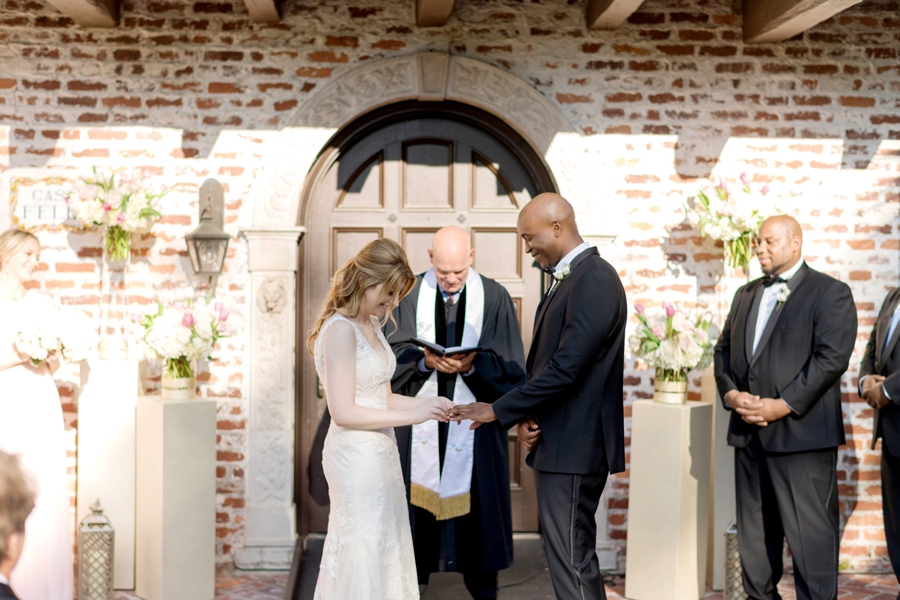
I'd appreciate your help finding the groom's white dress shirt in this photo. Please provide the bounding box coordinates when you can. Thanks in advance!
[549,242,591,293]
[0,573,9,586]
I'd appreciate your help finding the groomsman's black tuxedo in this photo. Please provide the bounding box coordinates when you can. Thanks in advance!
[0,582,18,600]
[715,262,857,600]
[493,247,627,600]
[858,286,900,583]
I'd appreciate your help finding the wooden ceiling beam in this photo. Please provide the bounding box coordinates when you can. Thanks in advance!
[586,0,646,29]
[43,0,117,27]
[743,0,865,43]
[416,0,454,27]
[243,0,280,22]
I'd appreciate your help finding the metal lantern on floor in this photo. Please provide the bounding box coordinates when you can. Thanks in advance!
[78,499,115,600]
[724,519,749,600]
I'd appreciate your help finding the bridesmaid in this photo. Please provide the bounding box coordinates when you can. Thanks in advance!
[0,228,73,600]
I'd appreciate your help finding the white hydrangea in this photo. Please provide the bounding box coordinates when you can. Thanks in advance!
[16,305,94,365]
[630,303,714,380]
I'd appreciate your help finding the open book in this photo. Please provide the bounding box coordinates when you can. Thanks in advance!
[410,337,481,357]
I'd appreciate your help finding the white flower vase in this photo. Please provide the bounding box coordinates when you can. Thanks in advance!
[653,380,688,405]
[160,375,196,400]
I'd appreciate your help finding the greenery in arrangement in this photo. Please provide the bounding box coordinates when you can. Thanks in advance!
[629,302,714,383]
[130,295,229,380]
[687,172,776,272]
[67,168,166,261]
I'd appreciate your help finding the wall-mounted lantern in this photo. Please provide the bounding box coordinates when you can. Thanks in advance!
[185,178,230,281]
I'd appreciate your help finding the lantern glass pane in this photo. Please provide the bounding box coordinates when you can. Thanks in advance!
[198,239,227,273]
[186,238,201,273]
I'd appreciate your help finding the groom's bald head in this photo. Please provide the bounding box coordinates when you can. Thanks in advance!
[517,193,583,270]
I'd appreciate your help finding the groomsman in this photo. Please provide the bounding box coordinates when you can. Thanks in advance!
[454,193,627,600]
[859,287,900,593]
[387,226,526,600]
[714,215,857,600]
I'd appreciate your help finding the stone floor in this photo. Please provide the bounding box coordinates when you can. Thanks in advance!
[113,535,899,600]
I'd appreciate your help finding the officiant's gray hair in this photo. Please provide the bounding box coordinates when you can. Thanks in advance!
[0,228,38,272]
[307,238,416,355]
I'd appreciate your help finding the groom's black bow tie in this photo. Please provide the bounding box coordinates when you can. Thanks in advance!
[763,274,788,287]
[542,266,556,275]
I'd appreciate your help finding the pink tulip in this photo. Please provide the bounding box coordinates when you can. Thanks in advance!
[634,302,645,315]
[718,178,728,192]
[761,185,770,196]
[215,302,224,311]
[219,310,229,323]
[652,325,665,338]
[666,305,676,318]
[116,213,125,223]
[182,313,194,327]
[103,203,112,212]
[740,172,749,186]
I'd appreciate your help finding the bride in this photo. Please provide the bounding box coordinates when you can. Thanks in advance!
[0,229,73,600]
[308,238,454,600]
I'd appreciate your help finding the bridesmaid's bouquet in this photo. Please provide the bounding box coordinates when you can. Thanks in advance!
[67,168,165,261]
[686,172,774,271]
[629,302,714,383]
[16,306,95,366]
[130,296,228,379]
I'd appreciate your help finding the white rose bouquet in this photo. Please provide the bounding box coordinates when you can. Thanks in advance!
[16,306,95,366]
[687,172,774,272]
[67,168,165,261]
[130,296,229,380]
[629,302,714,383]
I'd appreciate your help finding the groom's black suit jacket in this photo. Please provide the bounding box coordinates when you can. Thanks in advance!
[859,287,900,455]
[493,247,627,475]
[0,583,19,600]
[714,263,857,452]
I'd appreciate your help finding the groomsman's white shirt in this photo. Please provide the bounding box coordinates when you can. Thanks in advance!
[753,258,804,413]
[549,242,591,293]
[752,259,804,355]
[0,573,8,586]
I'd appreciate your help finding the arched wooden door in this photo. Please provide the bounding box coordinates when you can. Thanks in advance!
[298,105,553,535]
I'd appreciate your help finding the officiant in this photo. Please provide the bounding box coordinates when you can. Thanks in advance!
[386,226,526,600]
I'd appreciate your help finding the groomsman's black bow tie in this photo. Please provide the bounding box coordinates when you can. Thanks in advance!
[763,274,788,287]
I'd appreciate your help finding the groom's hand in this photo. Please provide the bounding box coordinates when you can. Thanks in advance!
[451,402,496,429]
[517,417,541,452]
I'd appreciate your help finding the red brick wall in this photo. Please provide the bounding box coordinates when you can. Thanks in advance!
[1,0,898,571]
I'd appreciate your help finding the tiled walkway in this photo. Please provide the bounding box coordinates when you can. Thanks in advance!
[114,564,899,600]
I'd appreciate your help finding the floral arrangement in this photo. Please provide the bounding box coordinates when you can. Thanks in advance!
[687,172,773,272]
[130,296,229,380]
[67,168,165,261]
[16,306,95,366]
[629,302,714,383]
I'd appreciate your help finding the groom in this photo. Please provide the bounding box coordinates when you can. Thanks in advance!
[453,193,627,600]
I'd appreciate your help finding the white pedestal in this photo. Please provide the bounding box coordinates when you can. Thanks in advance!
[136,396,217,600]
[625,400,713,600]
[702,367,736,591]
[77,359,139,589]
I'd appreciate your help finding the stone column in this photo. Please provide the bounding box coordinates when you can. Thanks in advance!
[234,227,305,569]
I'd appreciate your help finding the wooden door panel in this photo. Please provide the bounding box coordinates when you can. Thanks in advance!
[471,228,522,280]
[332,228,383,275]
[336,151,384,210]
[401,227,440,275]
[402,140,454,211]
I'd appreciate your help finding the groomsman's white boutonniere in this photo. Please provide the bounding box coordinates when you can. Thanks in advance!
[775,284,791,309]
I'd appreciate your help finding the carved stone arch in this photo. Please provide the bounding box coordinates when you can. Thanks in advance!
[250,52,607,235]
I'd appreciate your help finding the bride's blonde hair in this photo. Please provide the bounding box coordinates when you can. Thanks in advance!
[0,228,39,274]
[307,238,415,355]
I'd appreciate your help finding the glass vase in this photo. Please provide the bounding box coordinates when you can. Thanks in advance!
[97,227,130,360]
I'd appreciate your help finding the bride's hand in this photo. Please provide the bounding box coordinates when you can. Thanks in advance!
[44,349,61,375]
[411,397,453,425]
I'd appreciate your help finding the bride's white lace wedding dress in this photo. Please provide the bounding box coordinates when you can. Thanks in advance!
[313,314,419,600]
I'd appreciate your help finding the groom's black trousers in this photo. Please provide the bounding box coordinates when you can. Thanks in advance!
[534,469,608,600]
[735,435,839,600]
